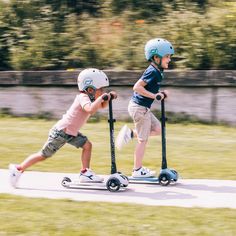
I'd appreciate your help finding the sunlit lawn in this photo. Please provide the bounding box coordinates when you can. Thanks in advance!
[1,117,236,179]
[1,117,236,235]
[0,194,236,236]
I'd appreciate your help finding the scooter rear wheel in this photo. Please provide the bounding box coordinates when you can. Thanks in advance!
[61,177,72,187]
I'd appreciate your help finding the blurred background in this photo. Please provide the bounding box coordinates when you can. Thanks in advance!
[0,0,235,124]
[0,0,235,70]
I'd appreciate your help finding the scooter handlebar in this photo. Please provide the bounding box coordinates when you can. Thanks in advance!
[102,93,115,101]
[156,92,167,101]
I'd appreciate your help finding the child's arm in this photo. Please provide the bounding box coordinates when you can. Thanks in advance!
[83,93,109,114]
[133,79,165,100]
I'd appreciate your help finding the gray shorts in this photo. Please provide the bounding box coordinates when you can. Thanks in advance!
[40,127,88,158]
[128,100,161,141]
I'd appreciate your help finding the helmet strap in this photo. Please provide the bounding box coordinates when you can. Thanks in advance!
[151,56,163,70]
[86,89,96,102]
[151,61,164,79]
[81,88,96,102]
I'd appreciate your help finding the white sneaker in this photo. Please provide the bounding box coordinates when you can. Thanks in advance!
[132,167,156,178]
[116,125,133,150]
[79,169,104,183]
[9,164,22,188]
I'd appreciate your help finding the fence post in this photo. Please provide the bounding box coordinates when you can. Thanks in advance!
[210,87,218,123]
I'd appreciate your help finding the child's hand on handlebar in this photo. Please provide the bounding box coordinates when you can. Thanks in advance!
[101,91,117,102]
[101,93,109,101]
[155,90,169,100]
[109,91,117,100]
[161,90,169,98]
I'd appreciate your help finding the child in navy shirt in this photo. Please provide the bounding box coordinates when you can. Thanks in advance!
[116,38,174,178]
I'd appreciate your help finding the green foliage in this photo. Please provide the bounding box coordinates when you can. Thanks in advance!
[0,2,11,70]
[111,0,166,20]
[11,21,72,69]
[0,0,235,70]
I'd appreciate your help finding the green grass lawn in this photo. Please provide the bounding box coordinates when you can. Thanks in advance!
[1,194,236,236]
[1,117,236,235]
[1,117,236,179]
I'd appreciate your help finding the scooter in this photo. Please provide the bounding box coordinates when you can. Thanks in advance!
[129,93,178,186]
[61,94,129,192]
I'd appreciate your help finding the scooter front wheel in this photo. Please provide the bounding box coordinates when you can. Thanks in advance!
[106,177,121,192]
[158,173,171,186]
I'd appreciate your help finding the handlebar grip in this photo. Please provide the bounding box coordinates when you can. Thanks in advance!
[102,93,116,101]
[156,95,162,100]
[102,95,109,101]
[156,92,167,100]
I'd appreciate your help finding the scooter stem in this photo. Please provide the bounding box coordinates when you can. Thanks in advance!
[108,97,117,174]
[161,99,168,169]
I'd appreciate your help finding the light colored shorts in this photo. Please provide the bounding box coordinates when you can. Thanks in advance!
[128,100,161,141]
[40,127,88,158]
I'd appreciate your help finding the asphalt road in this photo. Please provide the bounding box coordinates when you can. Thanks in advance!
[1,169,236,209]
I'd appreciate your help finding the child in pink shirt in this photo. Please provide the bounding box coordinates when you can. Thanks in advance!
[9,68,116,187]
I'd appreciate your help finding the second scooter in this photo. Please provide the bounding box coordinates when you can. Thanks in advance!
[129,94,179,186]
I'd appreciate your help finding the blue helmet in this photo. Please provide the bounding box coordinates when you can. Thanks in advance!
[145,38,174,61]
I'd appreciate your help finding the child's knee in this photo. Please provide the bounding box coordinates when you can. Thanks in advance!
[137,138,148,144]
[83,140,92,150]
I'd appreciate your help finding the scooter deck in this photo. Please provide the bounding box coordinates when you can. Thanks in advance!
[63,181,108,191]
[128,176,160,184]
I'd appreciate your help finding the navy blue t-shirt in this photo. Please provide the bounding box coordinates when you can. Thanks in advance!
[131,64,164,108]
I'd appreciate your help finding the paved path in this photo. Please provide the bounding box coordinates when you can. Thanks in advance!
[1,169,236,209]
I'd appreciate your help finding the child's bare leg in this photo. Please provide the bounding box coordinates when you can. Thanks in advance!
[79,140,104,182]
[134,140,147,169]
[19,152,46,171]
[150,125,161,136]
[81,140,92,170]
[150,129,161,136]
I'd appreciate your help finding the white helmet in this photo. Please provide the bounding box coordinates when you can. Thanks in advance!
[77,68,109,91]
